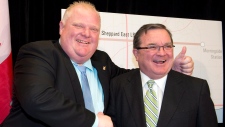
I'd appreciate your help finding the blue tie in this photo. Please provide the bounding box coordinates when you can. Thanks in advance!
[77,65,95,112]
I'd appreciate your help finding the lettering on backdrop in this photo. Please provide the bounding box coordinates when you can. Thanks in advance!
[203,48,223,59]
[101,30,136,38]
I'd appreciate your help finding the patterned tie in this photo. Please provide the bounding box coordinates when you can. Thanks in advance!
[77,65,95,112]
[144,80,158,127]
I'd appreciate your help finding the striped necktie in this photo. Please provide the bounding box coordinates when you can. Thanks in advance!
[77,65,95,112]
[144,80,158,127]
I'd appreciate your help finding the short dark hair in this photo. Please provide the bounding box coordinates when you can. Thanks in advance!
[133,23,173,49]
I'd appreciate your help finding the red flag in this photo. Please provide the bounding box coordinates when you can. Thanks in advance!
[0,0,13,123]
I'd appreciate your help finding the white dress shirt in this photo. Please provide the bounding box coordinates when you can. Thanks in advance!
[140,71,167,114]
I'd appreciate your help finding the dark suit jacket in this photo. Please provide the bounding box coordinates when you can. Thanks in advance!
[105,69,218,127]
[2,40,129,127]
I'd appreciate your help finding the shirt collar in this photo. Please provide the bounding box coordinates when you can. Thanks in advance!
[71,59,93,71]
[140,71,167,92]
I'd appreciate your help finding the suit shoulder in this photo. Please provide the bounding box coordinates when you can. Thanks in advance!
[171,70,206,81]
[92,50,109,58]
[19,40,61,54]
[110,69,140,90]
[112,69,139,81]
[21,40,57,50]
[170,70,208,87]
[91,50,113,64]
[16,40,64,63]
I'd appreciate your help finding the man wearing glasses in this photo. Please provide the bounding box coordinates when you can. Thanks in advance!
[105,23,217,127]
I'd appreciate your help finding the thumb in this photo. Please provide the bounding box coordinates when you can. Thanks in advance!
[177,46,186,59]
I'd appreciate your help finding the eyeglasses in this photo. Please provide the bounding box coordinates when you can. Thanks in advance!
[136,44,175,52]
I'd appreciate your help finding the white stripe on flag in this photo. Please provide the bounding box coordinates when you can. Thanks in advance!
[0,0,12,124]
[0,0,11,63]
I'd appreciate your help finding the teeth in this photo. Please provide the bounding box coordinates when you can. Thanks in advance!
[77,39,89,44]
[154,60,166,64]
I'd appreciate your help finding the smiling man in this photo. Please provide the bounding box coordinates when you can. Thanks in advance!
[105,23,217,127]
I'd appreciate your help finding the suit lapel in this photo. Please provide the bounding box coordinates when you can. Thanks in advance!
[157,70,186,127]
[54,42,85,106]
[124,69,147,127]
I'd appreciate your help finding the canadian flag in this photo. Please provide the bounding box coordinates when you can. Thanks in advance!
[0,0,13,123]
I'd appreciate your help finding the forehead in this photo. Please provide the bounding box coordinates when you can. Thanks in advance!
[68,5,100,27]
[140,29,171,45]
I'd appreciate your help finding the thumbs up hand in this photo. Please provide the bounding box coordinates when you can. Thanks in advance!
[172,46,194,75]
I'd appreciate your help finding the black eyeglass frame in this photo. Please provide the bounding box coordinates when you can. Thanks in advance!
[136,44,175,50]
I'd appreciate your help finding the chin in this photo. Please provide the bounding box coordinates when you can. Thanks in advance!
[153,70,168,76]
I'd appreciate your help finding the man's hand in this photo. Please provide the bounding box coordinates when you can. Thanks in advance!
[172,46,194,75]
[97,112,113,127]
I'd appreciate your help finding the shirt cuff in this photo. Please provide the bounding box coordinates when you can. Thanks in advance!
[92,114,99,127]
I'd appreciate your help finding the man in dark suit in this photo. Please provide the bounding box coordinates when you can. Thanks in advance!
[105,24,217,127]
[2,1,194,127]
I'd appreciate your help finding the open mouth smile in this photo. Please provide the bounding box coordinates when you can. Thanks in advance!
[76,39,90,44]
[153,60,166,64]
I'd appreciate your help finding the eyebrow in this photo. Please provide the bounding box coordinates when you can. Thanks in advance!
[147,42,172,45]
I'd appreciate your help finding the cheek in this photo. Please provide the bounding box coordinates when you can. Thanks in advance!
[168,51,174,57]
[169,54,174,63]
[168,58,174,66]
[136,54,145,62]
[145,53,154,61]
[141,55,151,65]
[92,33,100,42]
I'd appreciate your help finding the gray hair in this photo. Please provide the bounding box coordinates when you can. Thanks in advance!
[62,1,100,23]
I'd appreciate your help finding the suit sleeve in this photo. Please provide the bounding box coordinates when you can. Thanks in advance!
[197,80,218,127]
[105,78,118,127]
[14,41,95,127]
[91,50,131,79]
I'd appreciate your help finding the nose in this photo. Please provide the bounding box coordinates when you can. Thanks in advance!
[156,46,166,55]
[157,46,166,51]
[82,28,90,37]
